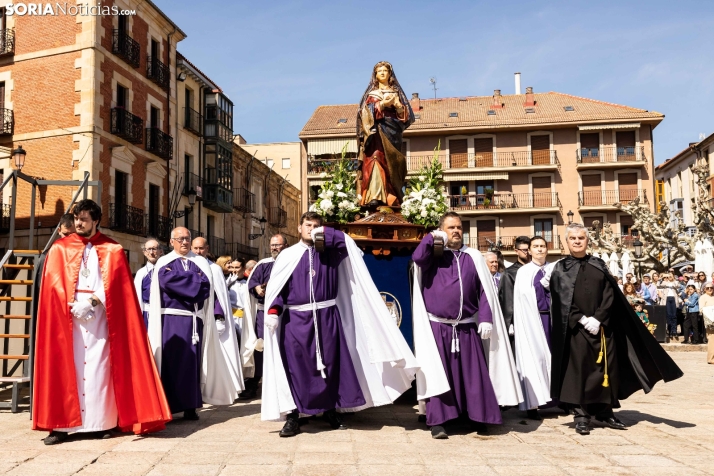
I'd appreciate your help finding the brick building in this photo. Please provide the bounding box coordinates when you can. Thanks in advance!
[300,86,663,258]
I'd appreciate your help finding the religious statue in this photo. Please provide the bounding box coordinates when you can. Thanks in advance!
[356,61,415,208]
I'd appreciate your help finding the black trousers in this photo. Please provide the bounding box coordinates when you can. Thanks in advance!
[683,312,701,343]
[573,403,614,424]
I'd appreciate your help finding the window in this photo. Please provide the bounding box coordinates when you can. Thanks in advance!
[582,174,602,206]
[117,14,127,33]
[207,215,215,240]
[282,158,290,169]
[150,105,159,129]
[618,173,638,202]
[115,171,128,207]
[534,218,554,248]
[116,84,128,109]
[183,206,192,229]
[532,176,552,207]
[531,135,550,165]
[474,138,493,167]
[616,131,636,158]
[620,215,634,238]
[655,180,665,211]
[0,81,5,110]
[580,133,600,162]
[151,38,160,61]
[266,159,274,168]
[148,184,160,236]
[449,139,468,168]
[449,181,469,207]
[476,220,496,251]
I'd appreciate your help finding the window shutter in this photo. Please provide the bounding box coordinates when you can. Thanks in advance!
[531,135,550,165]
[473,138,493,167]
[449,139,468,168]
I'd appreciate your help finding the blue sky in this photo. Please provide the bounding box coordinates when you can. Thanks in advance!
[161,0,714,164]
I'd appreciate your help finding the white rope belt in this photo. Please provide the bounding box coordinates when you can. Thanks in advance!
[256,303,265,311]
[161,307,201,346]
[285,299,336,312]
[286,298,336,379]
[140,302,148,312]
[428,312,477,353]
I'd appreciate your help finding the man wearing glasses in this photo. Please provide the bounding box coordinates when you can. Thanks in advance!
[134,238,163,328]
[498,236,532,346]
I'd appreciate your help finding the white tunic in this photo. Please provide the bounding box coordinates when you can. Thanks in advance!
[57,243,118,433]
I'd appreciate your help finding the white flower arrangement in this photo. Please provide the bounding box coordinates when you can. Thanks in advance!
[401,142,448,228]
[310,143,361,224]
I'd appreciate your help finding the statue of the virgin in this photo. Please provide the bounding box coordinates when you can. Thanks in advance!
[356,62,415,207]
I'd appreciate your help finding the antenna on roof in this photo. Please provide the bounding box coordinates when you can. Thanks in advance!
[700,133,706,141]
[429,77,438,99]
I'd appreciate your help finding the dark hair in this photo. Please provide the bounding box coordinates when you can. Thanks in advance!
[72,199,102,222]
[438,211,462,228]
[59,213,74,228]
[530,235,548,248]
[271,233,289,246]
[233,256,247,267]
[300,211,323,225]
[515,236,532,248]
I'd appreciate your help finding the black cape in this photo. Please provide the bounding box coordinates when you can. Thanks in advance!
[550,255,683,401]
[498,261,523,330]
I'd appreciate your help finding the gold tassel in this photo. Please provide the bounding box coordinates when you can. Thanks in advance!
[596,350,603,364]
[600,327,609,387]
[602,374,609,387]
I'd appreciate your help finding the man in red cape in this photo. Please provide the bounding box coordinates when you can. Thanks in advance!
[33,199,171,444]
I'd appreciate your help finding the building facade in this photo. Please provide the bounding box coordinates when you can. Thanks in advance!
[237,139,302,191]
[300,88,663,257]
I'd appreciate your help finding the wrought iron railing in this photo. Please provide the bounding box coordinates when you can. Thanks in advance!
[233,187,255,213]
[0,109,13,135]
[145,127,173,160]
[577,146,646,164]
[307,158,360,175]
[0,29,15,56]
[208,236,226,256]
[406,150,558,171]
[146,56,170,90]
[226,242,259,260]
[109,203,145,236]
[146,214,171,242]
[183,172,202,198]
[111,108,143,144]
[447,192,559,210]
[184,106,202,136]
[112,29,140,68]
[268,207,287,228]
[470,235,562,252]
[578,189,648,206]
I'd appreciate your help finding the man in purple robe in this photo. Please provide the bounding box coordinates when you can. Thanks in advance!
[151,228,211,420]
[134,238,162,328]
[413,212,502,439]
[266,213,366,436]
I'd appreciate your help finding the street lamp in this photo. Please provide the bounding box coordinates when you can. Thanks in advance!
[248,216,268,240]
[12,145,26,171]
[633,238,643,279]
[567,210,574,224]
[172,189,197,218]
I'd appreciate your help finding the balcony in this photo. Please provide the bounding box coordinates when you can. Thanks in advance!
[203,166,233,213]
[146,56,170,91]
[183,172,202,200]
[189,229,204,239]
[268,207,287,228]
[184,106,202,136]
[447,192,559,215]
[145,127,173,160]
[0,29,15,56]
[578,189,648,208]
[112,30,140,68]
[233,187,255,213]
[406,150,558,173]
[109,203,146,236]
[0,108,13,135]
[204,105,233,144]
[576,146,646,169]
[226,242,259,260]
[307,158,359,176]
[146,214,171,242]
[208,236,226,256]
[469,235,562,253]
[111,108,143,144]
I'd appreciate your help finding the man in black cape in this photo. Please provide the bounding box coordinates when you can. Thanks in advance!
[498,236,531,343]
[550,223,683,435]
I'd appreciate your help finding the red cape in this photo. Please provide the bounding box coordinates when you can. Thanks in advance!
[33,232,172,433]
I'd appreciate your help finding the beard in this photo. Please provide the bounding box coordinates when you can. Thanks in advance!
[75,227,93,237]
[446,237,462,249]
[271,250,279,259]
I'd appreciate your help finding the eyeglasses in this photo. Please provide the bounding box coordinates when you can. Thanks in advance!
[516,248,529,253]
[143,247,159,252]
[270,244,284,248]
[172,237,191,243]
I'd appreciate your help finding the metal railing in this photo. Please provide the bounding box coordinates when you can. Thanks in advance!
[0,108,13,135]
[189,228,204,239]
[112,29,140,68]
[470,235,561,251]
[406,150,558,171]
[183,106,202,136]
[307,158,359,175]
[111,108,143,144]
[146,56,170,90]
[0,29,15,56]
[233,187,255,213]
[146,214,171,242]
[268,207,287,228]
[183,172,202,198]
[109,203,146,236]
[145,127,173,160]
[577,146,646,164]
[578,189,648,206]
[447,192,559,210]
[226,242,259,260]
[208,236,226,256]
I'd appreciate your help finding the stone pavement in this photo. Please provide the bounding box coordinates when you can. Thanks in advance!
[0,352,712,475]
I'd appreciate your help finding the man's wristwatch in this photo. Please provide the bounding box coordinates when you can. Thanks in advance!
[89,297,99,307]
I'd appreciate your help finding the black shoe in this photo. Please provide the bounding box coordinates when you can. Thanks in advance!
[323,410,348,430]
[183,409,200,421]
[575,422,590,435]
[96,429,113,440]
[417,414,427,423]
[239,386,257,400]
[526,409,542,421]
[595,416,626,430]
[279,416,300,437]
[470,421,488,435]
[43,431,68,445]
[430,425,448,439]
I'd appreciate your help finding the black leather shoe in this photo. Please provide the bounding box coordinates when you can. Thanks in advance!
[279,416,300,437]
[430,425,448,439]
[183,409,200,421]
[575,422,590,435]
[323,410,348,430]
[470,421,488,435]
[97,430,113,440]
[596,416,626,430]
[239,386,257,400]
[43,431,68,445]
[527,409,542,421]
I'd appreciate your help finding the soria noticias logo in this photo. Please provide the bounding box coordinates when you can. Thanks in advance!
[6,3,136,16]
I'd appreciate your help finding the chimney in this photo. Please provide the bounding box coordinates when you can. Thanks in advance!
[410,92,421,111]
[492,89,503,109]
[514,72,521,95]
[524,86,535,107]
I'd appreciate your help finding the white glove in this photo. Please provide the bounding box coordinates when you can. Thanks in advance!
[254,338,264,352]
[508,324,514,336]
[579,316,601,335]
[215,319,226,336]
[69,300,94,321]
[478,322,492,340]
[540,264,554,290]
[431,229,448,243]
[265,313,279,334]
[310,226,325,243]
